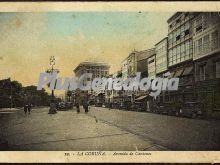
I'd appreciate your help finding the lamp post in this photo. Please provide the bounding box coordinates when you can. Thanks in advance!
[46,56,59,114]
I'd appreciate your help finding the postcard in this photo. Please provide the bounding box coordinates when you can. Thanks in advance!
[0,1,220,163]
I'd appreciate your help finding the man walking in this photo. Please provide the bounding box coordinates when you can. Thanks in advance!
[24,104,28,114]
[27,103,32,114]
[76,101,80,113]
[83,99,89,113]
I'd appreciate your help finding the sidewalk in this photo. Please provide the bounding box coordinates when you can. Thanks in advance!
[0,107,167,151]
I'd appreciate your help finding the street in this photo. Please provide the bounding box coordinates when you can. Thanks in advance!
[89,107,220,150]
[0,106,220,151]
[0,107,166,151]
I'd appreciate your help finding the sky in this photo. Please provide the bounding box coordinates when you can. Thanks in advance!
[0,12,173,91]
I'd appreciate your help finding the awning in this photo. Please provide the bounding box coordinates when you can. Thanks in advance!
[135,95,147,101]
[182,66,193,76]
[168,71,175,78]
[174,69,184,77]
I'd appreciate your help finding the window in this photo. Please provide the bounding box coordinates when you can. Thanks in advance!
[177,45,180,59]
[203,14,209,30]
[214,61,220,78]
[196,26,202,33]
[181,25,185,33]
[197,38,202,54]
[176,18,181,24]
[185,21,190,30]
[180,26,185,38]
[177,28,180,36]
[194,16,202,33]
[169,24,173,29]
[168,49,172,58]
[186,40,190,55]
[149,59,154,64]
[173,47,176,57]
[199,64,206,81]
[176,35,181,41]
[173,30,176,42]
[181,43,185,59]
[211,30,219,50]
[169,33,173,41]
[203,34,210,52]
[185,29,190,36]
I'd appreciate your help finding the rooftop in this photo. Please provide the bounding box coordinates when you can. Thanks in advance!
[167,12,182,23]
[73,61,110,72]
[155,37,168,46]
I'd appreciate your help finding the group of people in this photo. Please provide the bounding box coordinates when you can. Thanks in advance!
[75,99,89,114]
[23,98,89,114]
[24,103,32,114]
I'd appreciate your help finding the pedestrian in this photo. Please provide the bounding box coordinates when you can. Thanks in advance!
[76,102,80,113]
[109,102,112,110]
[83,99,89,113]
[27,103,32,114]
[24,104,28,114]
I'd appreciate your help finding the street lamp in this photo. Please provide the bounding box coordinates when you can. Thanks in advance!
[46,56,59,114]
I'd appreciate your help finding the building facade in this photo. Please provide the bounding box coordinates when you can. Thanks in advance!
[73,61,110,105]
[110,71,123,104]
[147,55,156,80]
[155,37,168,76]
[121,58,128,80]
[167,12,194,67]
[166,12,196,103]
[137,48,155,78]
[127,50,138,77]
[192,12,220,118]
[193,12,220,80]
[74,62,110,78]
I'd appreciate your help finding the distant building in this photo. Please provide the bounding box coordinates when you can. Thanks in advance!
[137,48,155,78]
[120,48,155,102]
[121,58,128,80]
[107,70,123,104]
[147,55,156,80]
[73,61,110,105]
[155,37,168,76]
[74,61,110,79]
[123,49,156,79]
[127,50,138,77]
